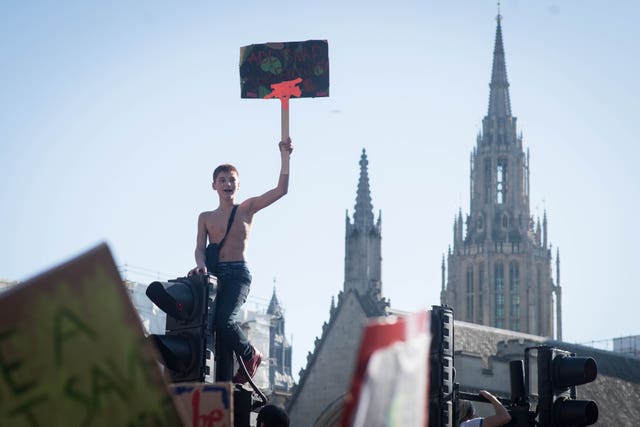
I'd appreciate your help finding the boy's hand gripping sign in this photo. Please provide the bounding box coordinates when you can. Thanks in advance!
[240,39,329,140]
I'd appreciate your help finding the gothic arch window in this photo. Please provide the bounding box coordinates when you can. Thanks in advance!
[509,261,520,331]
[484,159,492,204]
[502,213,509,229]
[496,158,508,204]
[466,266,474,320]
[477,214,484,231]
[494,262,505,328]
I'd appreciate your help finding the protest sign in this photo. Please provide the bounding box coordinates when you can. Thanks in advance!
[0,243,186,427]
[341,311,431,427]
[170,382,233,427]
[239,39,329,140]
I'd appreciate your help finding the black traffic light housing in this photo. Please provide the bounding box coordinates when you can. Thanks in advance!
[429,305,455,427]
[146,274,212,382]
[536,345,598,427]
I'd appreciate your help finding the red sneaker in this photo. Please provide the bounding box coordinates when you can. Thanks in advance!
[233,347,263,384]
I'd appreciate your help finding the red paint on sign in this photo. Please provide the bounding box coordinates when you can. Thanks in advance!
[191,389,225,427]
[263,77,303,110]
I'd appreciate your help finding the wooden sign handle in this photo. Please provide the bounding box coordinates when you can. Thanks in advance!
[262,78,301,142]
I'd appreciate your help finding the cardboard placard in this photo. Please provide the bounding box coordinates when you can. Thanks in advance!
[239,39,329,100]
[341,312,431,427]
[0,244,186,427]
[170,383,233,427]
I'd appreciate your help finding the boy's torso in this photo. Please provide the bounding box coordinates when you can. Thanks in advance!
[203,204,253,262]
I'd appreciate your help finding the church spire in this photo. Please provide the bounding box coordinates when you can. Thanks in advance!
[353,149,374,229]
[267,280,283,316]
[487,13,512,118]
[444,11,556,338]
[344,149,382,297]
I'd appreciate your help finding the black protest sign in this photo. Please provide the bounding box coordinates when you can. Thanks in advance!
[240,39,329,101]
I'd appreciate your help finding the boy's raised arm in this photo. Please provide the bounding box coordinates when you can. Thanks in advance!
[245,137,293,214]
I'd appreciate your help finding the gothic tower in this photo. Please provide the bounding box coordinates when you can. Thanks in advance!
[441,15,561,339]
[267,285,294,392]
[344,149,383,299]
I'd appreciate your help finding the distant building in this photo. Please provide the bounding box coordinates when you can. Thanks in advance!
[441,14,559,339]
[453,321,640,426]
[613,335,640,358]
[266,287,296,405]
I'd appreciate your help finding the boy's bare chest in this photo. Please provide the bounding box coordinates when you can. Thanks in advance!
[204,210,251,242]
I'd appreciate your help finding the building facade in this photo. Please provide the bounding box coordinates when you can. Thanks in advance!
[266,287,295,397]
[441,15,561,339]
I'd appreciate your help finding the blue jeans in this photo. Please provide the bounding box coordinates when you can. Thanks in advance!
[214,262,253,360]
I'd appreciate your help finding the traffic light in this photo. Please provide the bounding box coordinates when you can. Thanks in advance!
[537,345,598,427]
[429,305,455,427]
[145,274,212,382]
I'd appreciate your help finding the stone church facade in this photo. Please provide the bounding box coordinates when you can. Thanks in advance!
[441,16,560,339]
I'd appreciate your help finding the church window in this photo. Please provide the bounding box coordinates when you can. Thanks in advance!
[496,159,507,204]
[509,262,520,331]
[466,266,474,320]
[502,214,509,229]
[494,263,505,328]
[484,159,492,203]
[477,214,484,230]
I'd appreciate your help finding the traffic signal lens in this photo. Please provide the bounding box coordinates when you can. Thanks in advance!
[149,334,194,373]
[553,397,598,426]
[146,280,194,321]
[553,355,597,389]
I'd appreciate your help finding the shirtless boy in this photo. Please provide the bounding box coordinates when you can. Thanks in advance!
[189,137,293,383]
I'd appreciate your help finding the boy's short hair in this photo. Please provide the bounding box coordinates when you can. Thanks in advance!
[213,164,239,182]
[256,404,289,427]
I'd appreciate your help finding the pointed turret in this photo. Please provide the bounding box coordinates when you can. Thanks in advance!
[267,285,283,317]
[555,248,562,340]
[441,255,446,292]
[488,14,512,118]
[344,149,382,297]
[353,149,374,230]
[543,210,548,248]
[453,215,458,243]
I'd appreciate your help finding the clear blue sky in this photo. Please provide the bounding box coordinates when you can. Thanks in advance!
[2,1,639,381]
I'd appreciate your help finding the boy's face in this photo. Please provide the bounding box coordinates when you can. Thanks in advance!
[212,171,239,199]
